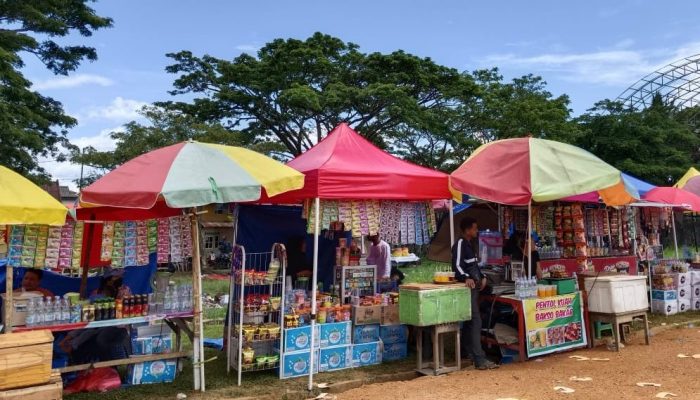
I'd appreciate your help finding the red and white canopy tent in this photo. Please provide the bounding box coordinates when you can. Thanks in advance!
[263,122,451,389]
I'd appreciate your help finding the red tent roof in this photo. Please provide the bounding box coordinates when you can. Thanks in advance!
[266,123,450,202]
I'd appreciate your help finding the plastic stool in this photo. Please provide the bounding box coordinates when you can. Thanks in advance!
[595,321,613,339]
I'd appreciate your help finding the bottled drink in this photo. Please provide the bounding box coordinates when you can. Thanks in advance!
[134,295,143,317]
[35,298,45,326]
[140,295,148,316]
[109,301,116,320]
[61,296,70,324]
[94,301,102,321]
[164,287,173,313]
[53,296,62,324]
[124,296,132,318]
[25,298,37,327]
[115,299,123,319]
[44,297,55,325]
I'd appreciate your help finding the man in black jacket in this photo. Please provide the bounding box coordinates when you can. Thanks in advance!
[452,217,498,370]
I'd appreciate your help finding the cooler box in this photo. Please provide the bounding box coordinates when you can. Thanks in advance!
[584,276,648,314]
[0,291,43,328]
[399,284,471,326]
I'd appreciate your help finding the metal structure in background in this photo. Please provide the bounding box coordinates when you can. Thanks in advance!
[618,53,700,111]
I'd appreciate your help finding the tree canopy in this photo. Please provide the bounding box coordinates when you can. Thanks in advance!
[0,0,112,180]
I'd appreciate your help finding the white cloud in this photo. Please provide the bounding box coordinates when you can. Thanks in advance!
[235,44,260,53]
[479,41,700,87]
[81,97,148,122]
[33,73,114,90]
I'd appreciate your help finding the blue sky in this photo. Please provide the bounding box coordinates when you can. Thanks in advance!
[26,0,700,188]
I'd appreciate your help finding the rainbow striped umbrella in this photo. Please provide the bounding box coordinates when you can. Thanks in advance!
[450,137,637,205]
[80,141,304,209]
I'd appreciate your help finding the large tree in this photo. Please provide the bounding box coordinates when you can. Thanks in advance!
[161,32,477,158]
[0,0,112,180]
[576,95,700,185]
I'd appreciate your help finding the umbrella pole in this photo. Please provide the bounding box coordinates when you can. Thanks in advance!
[190,210,205,391]
[527,202,532,278]
[449,200,455,247]
[308,197,320,392]
[672,209,679,259]
[4,264,12,333]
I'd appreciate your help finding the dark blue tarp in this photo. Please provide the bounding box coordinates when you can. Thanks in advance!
[236,205,350,290]
[0,253,157,297]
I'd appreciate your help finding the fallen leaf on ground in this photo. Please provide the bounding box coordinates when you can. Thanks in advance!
[655,392,678,398]
[553,386,575,394]
[569,376,593,381]
[569,355,589,361]
[316,383,329,389]
[692,354,700,359]
[636,382,661,387]
[677,354,690,358]
[591,358,610,361]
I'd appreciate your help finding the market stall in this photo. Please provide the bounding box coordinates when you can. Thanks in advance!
[78,141,304,392]
[450,137,638,359]
[257,123,452,389]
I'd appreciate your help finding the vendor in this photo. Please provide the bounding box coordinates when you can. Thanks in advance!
[452,217,498,370]
[519,232,542,280]
[367,234,391,280]
[15,268,53,297]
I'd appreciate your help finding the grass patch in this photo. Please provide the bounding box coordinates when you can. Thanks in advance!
[648,310,700,327]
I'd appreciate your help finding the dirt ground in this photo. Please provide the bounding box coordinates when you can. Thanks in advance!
[336,327,700,400]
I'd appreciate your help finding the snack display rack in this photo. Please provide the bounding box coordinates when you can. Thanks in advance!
[226,243,287,386]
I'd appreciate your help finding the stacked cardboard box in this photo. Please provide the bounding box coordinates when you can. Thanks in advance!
[651,272,693,315]
[692,271,700,311]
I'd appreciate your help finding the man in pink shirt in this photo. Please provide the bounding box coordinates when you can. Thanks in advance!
[367,234,391,279]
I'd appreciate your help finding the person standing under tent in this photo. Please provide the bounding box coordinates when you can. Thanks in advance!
[452,217,498,370]
[367,234,391,280]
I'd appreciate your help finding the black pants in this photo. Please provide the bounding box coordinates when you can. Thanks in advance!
[72,327,129,364]
[461,288,486,364]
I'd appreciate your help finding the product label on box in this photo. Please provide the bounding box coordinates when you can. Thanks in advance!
[319,321,351,348]
[318,346,351,372]
[523,292,587,357]
[652,290,678,301]
[129,360,177,385]
[379,325,408,344]
[353,324,380,344]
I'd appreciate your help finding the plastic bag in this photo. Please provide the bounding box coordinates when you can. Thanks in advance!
[64,367,121,394]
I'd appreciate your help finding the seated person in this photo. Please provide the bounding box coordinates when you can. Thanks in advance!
[15,268,54,297]
[89,268,131,300]
[60,273,130,364]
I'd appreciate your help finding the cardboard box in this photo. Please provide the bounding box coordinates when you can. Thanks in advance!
[280,350,318,379]
[353,305,382,325]
[678,287,692,300]
[690,270,700,286]
[691,285,700,300]
[353,324,380,344]
[318,321,351,348]
[382,341,408,362]
[128,360,177,385]
[284,326,318,352]
[132,335,173,355]
[651,290,677,301]
[318,345,351,372]
[381,304,400,326]
[693,299,700,311]
[678,299,691,313]
[0,330,53,390]
[671,272,691,289]
[380,325,409,345]
[651,299,678,316]
[652,274,676,291]
[351,341,382,367]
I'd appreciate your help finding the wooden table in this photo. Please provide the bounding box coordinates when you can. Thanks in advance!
[13,312,195,374]
[587,309,650,351]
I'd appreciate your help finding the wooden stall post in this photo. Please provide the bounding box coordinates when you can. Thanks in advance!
[4,264,12,333]
[190,210,205,391]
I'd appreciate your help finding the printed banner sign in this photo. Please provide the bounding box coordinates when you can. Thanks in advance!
[523,292,587,357]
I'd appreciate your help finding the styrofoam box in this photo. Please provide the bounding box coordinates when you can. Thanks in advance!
[691,286,700,300]
[678,287,692,300]
[679,299,692,313]
[690,270,700,286]
[651,290,677,301]
[671,272,691,289]
[584,276,648,313]
[651,299,678,316]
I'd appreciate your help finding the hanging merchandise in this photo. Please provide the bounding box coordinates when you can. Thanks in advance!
[380,201,399,245]
[34,226,48,268]
[100,222,115,262]
[111,221,125,268]
[46,226,61,268]
[147,219,158,252]
[136,220,149,266]
[181,215,193,258]
[20,225,38,268]
[7,225,24,267]
[169,216,183,263]
[157,218,170,263]
[71,222,84,269]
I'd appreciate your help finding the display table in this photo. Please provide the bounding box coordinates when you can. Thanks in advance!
[540,256,637,276]
[481,292,588,361]
[14,312,195,374]
[391,254,420,266]
[587,309,650,351]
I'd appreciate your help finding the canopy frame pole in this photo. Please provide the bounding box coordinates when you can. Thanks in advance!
[190,209,205,391]
[79,214,97,299]
[672,209,679,259]
[527,202,532,278]
[308,197,320,391]
[226,204,240,376]
[4,263,12,333]
[449,200,455,247]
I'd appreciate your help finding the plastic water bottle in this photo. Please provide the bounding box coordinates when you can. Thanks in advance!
[35,298,45,326]
[164,286,173,313]
[515,278,521,299]
[529,278,536,298]
[26,298,36,327]
[61,296,71,324]
[53,296,62,324]
[44,297,55,325]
